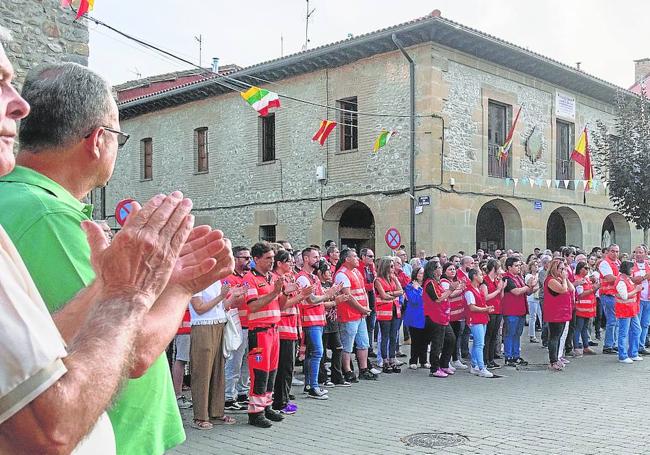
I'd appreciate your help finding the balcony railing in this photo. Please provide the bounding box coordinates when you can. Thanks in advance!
[488,143,511,178]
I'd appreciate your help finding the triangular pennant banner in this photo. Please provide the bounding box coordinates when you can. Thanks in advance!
[505,178,512,187]
[554,179,560,188]
[546,179,552,188]
[563,179,570,188]
[513,178,519,187]
[536,178,543,187]
[573,179,580,189]
[529,178,535,188]
[603,181,609,190]
[592,180,600,190]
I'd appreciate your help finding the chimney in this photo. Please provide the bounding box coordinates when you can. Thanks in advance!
[211,57,220,73]
[634,58,650,83]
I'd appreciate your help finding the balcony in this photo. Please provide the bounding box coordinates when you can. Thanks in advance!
[488,143,511,178]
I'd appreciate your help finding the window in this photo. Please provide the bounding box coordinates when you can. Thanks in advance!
[556,120,575,188]
[259,114,275,162]
[141,138,153,180]
[487,101,511,178]
[337,97,358,151]
[195,127,208,173]
[259,225,276,242]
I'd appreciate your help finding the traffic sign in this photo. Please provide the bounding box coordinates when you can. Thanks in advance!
[384,227,402,250]
[115,198,136,226]
[418,195,431,206]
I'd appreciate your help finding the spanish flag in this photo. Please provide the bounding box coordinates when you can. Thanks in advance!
[312,120,337,146]
[571,127,593,192]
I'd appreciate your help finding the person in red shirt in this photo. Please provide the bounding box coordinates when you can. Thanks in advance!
[482,259,505,369]
[544,259,575,371]
[374,257,404,373]
[358,248,377,357]
[326,246,340,275]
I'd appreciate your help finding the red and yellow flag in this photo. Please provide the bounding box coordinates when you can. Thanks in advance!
[61,0,95,19]
[571,127,593,191]
[312,120,337,146]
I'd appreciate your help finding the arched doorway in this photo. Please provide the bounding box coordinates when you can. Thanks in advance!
[476,199,522,254]
[322,200,375,252]
[546,207,582,251]
[602,212,631,253]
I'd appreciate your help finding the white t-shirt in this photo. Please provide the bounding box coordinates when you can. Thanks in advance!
[334,271,351,288]
[296,275,311,289]
[464,290,475,306]
[0,226,115,453]
[191,281,227,323]
[633,262,649,301]
[616,280,629,300]
[599,261,614,277]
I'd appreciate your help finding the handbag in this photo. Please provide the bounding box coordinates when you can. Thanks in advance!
[222,308,242,358]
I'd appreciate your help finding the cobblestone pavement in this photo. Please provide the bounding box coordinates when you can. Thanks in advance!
[170,338,648,454]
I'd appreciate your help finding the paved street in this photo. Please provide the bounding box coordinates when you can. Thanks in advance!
[171,340,648,455]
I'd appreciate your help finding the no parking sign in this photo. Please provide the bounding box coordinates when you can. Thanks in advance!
[115,199,136,226]
[384,227,401,251]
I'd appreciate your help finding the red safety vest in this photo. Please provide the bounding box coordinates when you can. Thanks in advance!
[615,275,639,319]
[243,269,281,329]
[296,270,326,327]
[543,276,572,323]
[442,278,465,322]
[599,257,620,296]
[575,276,597,318]
[277,272,299,340]
[484,275,502,315]
[336,266,369,323]
[466,284,489,325]
[423,278,450,326]
[177,308,191,335]
[374,277,401,321]
[223,271,247,328]
[501,272,528,316]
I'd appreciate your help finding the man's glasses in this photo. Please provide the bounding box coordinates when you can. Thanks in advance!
[85,126,130,148]
[236,256,252,261]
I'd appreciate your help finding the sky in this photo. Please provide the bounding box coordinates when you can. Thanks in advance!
[88,0,648,88]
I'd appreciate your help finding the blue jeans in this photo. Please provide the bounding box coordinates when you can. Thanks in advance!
[340,318,370,352]
[618,315,641,360]
[638,300,650,348]
[469,324,487,370]
[378,317,401,361]
[224,328,249,401]
[527,296,542,338]
[602,295,618,348]
[304,326,324,389]
[504,316,524,360]
[574,316,590,349]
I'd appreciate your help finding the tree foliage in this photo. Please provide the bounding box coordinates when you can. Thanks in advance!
[590,89,650,241]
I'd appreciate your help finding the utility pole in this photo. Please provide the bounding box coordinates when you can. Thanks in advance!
[195,34,202,67]
[304,0,316,50]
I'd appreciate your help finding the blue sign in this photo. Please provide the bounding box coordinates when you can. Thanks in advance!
[533,200,542,211]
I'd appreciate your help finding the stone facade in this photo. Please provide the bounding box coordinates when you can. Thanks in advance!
[108,29,643,256]
[1,0,89,88]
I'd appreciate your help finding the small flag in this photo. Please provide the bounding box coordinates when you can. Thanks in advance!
[529,178,535,188]
[373,130,395,152]
[498,106,522,161]
[512,178,519,187]
[62,0,95,19]
[563,179,570,188]
[240,86,281,116]
[554,179,560,188]
[312,120,337,146]
[571,127,593,192]
[546,179,552,188]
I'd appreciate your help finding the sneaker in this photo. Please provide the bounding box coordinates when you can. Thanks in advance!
[396,351,408,358]
[288,394,295,401]
[632,356,644,361]
[279,403,297,415]
[248,412,273,428]
[303,385,311,394]
[446,363,457,372]
[469,366,481,375]
[638,348,649,355]
[589,340,599,347]
[571,349,583,358]
[602,347,617,354]
[529,337,539,343]
[368,350,377,358]
[505,359,517,367]
[393,359,406,366]
[264,407,285,422]
[441,367,455,375]
[392,366,402,373]
[515,357,529,366]
[369,367,383,375]
[549,362,563,371]
[224,400,244,411]
[333,380,352,387]
[307,388,329,400]
[424,363,431,369]
[177,396,193,409]
[382,365,393,374]
[619,357,634,364]
[559,357,570,365]
[583,347,597,355]
[451,360,468,370]
[236,395,249,405]
[323,380,335,388]
[344,371,359,383]
[359,369,379,380]
[479,368,494,378]
[291,377,304,386]
[409,364,418,370]
[493,354,502,360]
[429,368,448,378]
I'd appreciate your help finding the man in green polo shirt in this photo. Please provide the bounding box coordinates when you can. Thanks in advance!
[0,62,234,454]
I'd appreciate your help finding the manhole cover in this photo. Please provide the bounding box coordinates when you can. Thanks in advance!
[516,363,549,371]
[401,432,469,448]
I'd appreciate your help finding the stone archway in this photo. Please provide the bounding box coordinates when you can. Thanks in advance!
[546,206,582,251]
[475,199,522,253]
[602,212,631,253]
[322,200,375,252]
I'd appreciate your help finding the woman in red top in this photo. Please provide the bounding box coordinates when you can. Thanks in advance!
[441,262,468,370]
[374,257,404,373]
[422,261,459,378]
[544,258,575,371]
[482,259,505,369]
[574,261,599,355]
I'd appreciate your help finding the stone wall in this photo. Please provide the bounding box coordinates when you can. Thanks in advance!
[0,0,89,87]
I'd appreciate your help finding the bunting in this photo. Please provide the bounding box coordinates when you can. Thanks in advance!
[312,120,337,146]
[240,86,281,116]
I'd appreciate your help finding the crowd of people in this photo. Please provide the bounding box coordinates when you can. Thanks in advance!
[172,239,650,430]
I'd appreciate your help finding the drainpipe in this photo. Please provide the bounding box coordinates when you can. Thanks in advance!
[392,33,416,258]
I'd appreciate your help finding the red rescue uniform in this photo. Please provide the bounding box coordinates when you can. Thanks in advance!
[575,276,597,319]
[466,285,489,326]
[336,266,369,322]
[374,277,401,321]
[223,270,247,328]
[423,278,450,326]
[296,270,327,327]
[615,275,639,319]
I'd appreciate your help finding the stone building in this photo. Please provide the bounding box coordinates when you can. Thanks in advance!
[107,12,642,256]
[1,0,89,88]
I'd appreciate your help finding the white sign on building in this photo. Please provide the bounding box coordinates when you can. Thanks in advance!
[555,91,576,121]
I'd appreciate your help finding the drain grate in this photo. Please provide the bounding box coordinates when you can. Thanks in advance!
[401,432,469,448]
[516,363,549,372]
